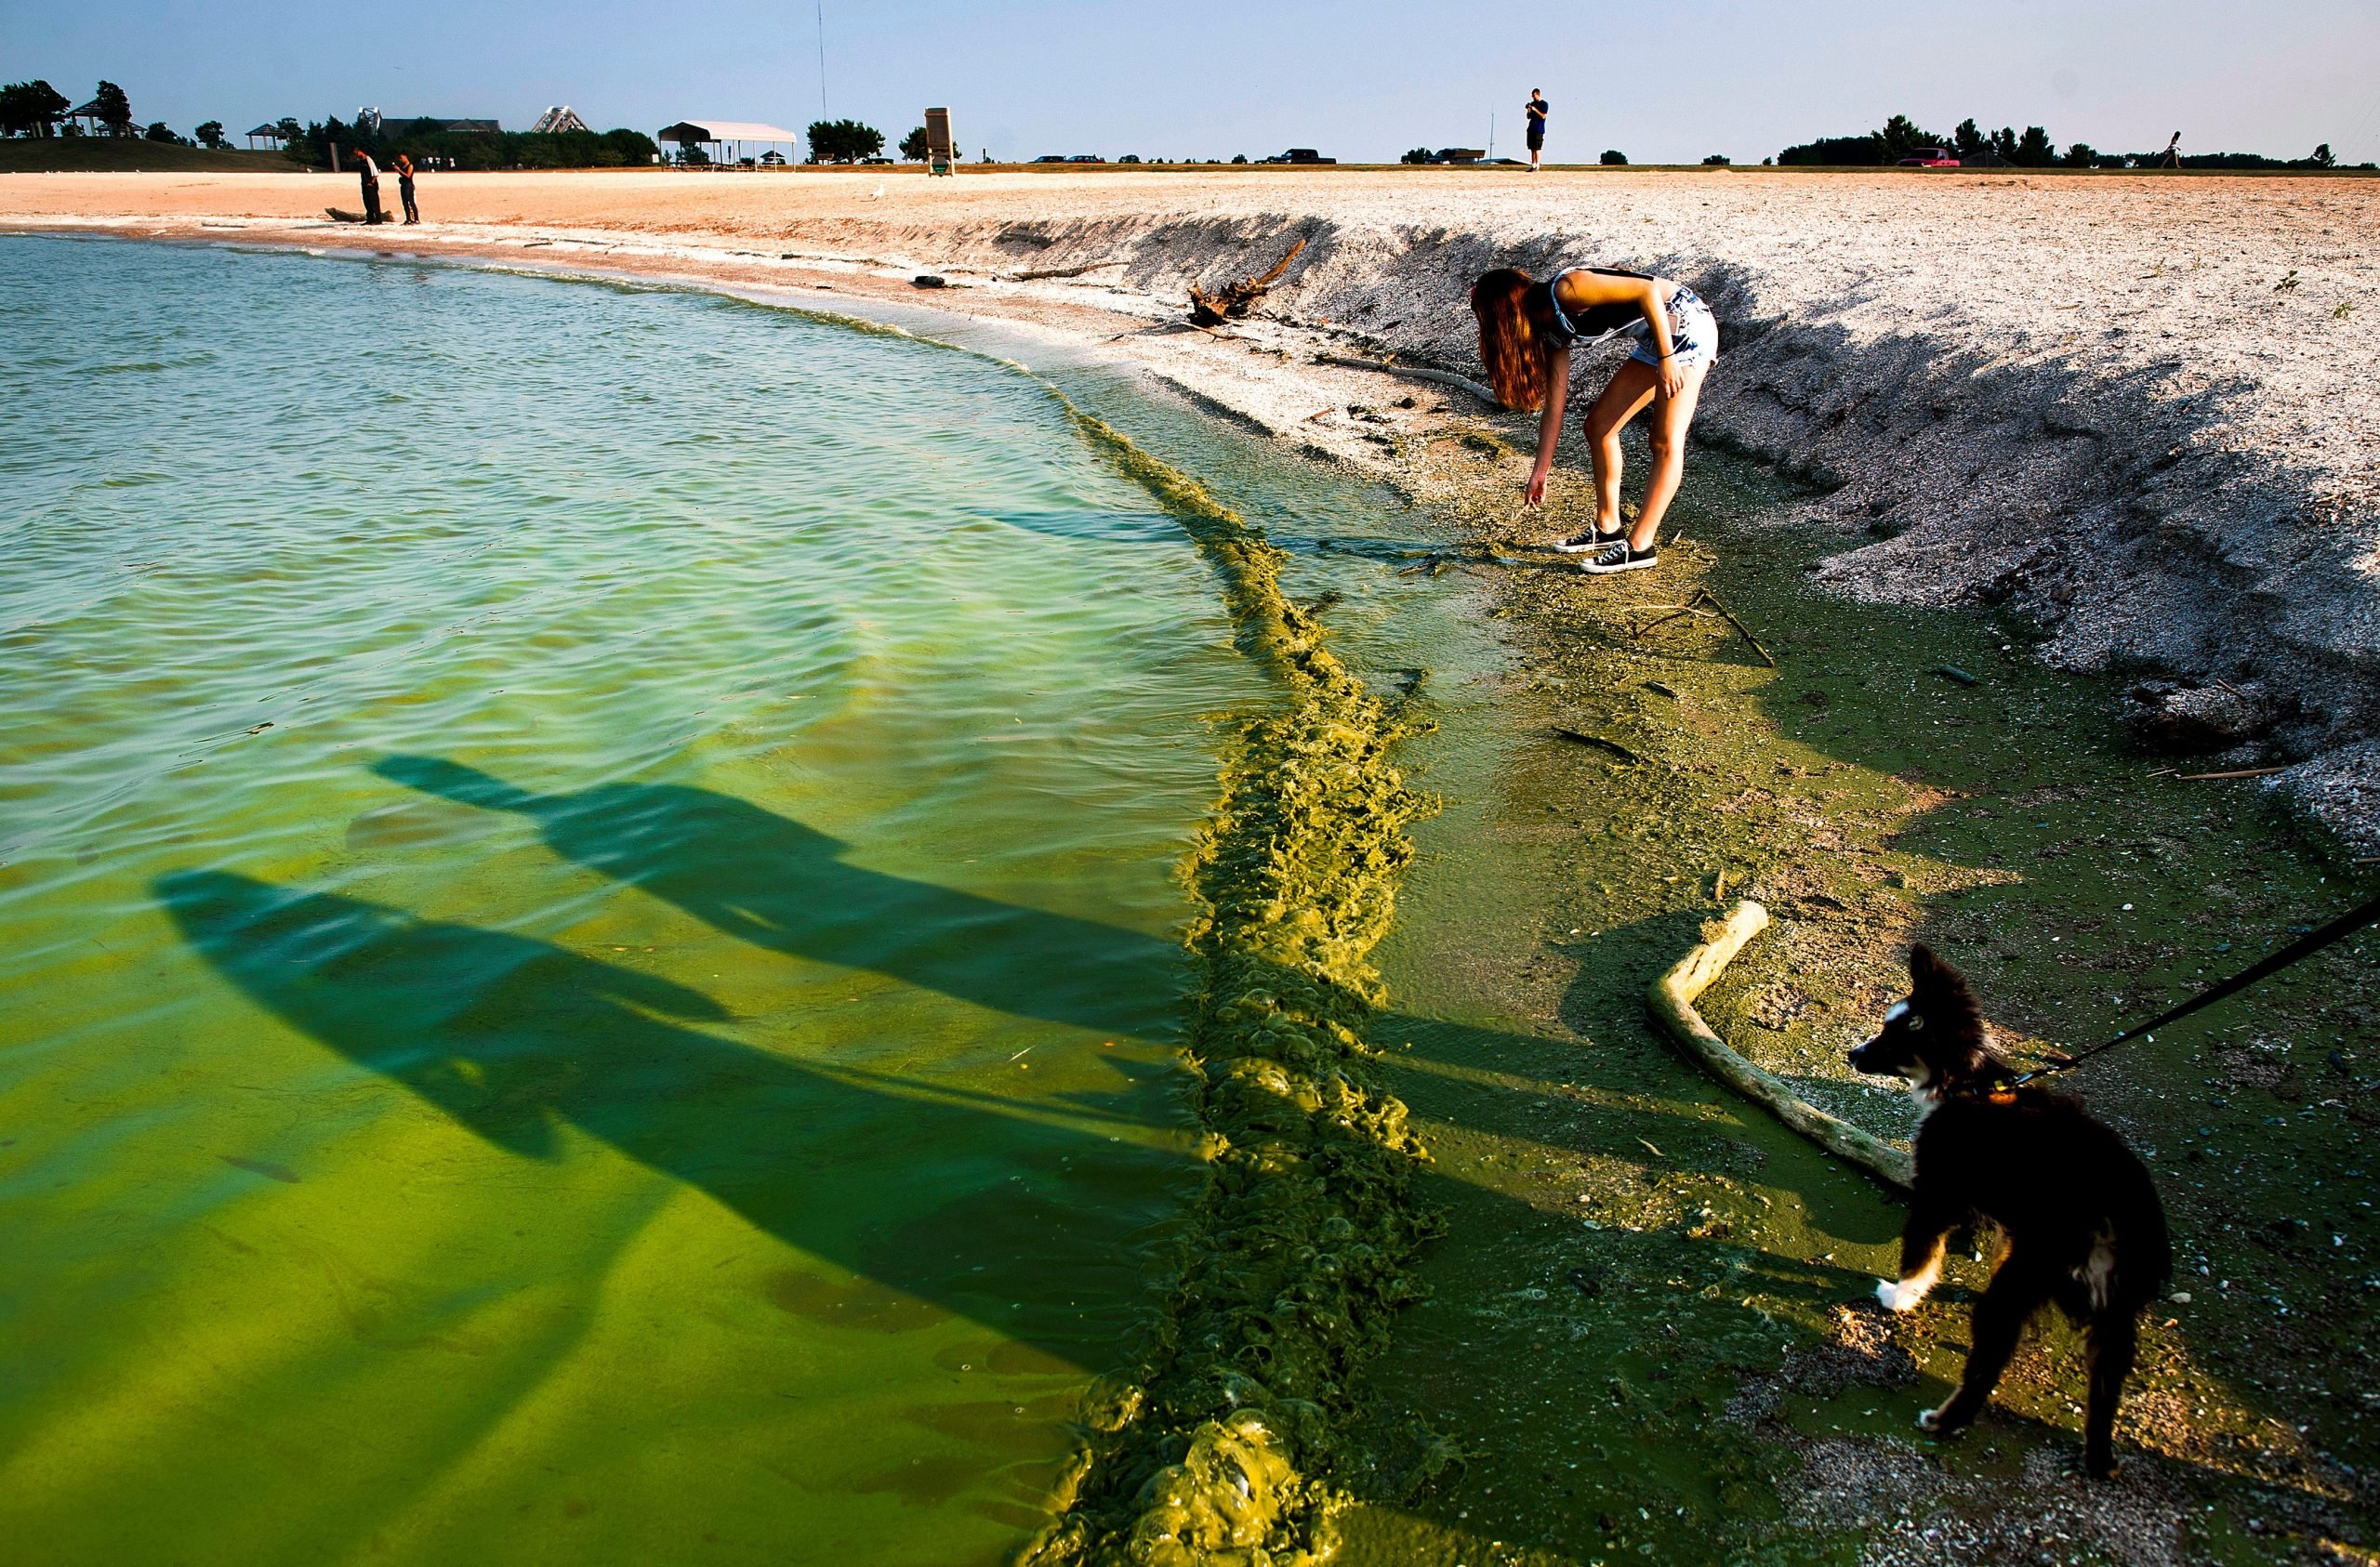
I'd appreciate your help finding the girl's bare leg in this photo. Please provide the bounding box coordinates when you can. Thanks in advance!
[1583,360,1660,533]
[1628,362,1709,549]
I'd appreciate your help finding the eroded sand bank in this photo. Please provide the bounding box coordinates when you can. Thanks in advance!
[7,166,2373,848]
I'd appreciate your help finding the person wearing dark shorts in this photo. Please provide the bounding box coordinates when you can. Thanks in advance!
[395,153,419,224]
[1525,89,1549,171]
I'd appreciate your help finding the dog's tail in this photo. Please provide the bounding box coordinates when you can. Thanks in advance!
[2111,1168,2173,1310]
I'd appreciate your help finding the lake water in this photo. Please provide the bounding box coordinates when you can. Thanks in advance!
[0,235,1461,1564]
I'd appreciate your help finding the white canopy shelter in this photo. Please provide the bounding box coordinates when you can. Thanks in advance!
[657,119,804,165]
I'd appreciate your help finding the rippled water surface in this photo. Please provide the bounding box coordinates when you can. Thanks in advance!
[0,236,1338,1563]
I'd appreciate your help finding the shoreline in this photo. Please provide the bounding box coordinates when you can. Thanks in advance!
[6,167,2373,851]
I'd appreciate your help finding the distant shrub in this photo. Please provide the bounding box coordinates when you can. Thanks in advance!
[1702,153,1730,165]
[1599,149,1627,165]
[1231,152,1248,164]
[1401,146,1433,165]
[143,121,178,144]
[899,125,929,160]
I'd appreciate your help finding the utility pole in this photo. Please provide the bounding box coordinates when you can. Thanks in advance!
[815,0,829,118]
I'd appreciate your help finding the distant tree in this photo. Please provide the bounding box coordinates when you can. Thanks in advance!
[144,121,178,143]
[1990,125,2018,161]
[2014,125,2054,166]
[1873,112,1941,160]
[1401,146,1434,165]
[899,125,930,160]
[195,120,226,149]
[1702,153,1731,165]
[602,127,659,164]
[0,79,70,138]
[1952,118,1985,160]
[93,80,132,137]
[275,116,302,145]
[806,118,882,163]
[2061,142,2096,167]
[1777,134,1880,165]
[1117,152,1141,163]
[1599,148,1627,165]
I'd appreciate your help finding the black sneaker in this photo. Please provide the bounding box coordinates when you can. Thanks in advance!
[1580,540,1659,574]
[1553,526,1626,554]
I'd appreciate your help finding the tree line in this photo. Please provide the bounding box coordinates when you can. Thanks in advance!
[285,113,657,171]
[0,78,222,144]
[1778,113,2359,170]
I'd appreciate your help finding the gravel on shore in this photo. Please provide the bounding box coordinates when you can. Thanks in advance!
[8,167,2374,847]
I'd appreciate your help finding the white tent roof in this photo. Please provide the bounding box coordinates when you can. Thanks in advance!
[659,119,801,143]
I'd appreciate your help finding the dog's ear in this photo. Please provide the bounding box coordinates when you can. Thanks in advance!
[1909,943,1955,988]
[1909,944,1985,1030]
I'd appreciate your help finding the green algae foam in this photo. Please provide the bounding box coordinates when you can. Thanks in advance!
[0,235,1419,1565]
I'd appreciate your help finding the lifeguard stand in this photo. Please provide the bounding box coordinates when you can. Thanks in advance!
[925,107,957,177]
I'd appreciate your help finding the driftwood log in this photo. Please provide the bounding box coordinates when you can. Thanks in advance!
[1647,901,1914,1189]
[1188,239,1305,325]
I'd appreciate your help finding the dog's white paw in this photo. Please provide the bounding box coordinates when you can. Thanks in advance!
[1877,1277,1924,1312]
[1917,1408,1942,1432]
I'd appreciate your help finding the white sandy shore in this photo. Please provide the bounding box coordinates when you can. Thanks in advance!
[7,167,2375,847]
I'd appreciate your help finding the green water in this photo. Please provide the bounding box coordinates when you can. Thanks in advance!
[0,237,1451,1564]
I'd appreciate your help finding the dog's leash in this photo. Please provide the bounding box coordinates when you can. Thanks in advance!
[2004,889,2380,1086]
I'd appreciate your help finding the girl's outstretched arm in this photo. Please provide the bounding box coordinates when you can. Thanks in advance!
[1525,343,1570,505]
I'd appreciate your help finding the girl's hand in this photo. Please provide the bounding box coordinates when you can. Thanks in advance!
[1525,469,1548,507]
[1659,358,1688,401]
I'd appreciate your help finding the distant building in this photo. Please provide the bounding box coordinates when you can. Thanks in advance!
[530,106,591,136]
[391,117,503,136]
[245,124,285,150]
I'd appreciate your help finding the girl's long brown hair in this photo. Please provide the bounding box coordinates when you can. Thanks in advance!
[1471,267,1554,411]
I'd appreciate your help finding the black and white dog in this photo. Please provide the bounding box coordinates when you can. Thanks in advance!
[1849,945,2171,1478]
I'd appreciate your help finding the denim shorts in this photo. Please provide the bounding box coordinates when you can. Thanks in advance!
[1628,286,1718,372]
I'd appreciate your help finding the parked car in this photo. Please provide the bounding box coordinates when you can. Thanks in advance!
[1896,147,1960,167]
[1261,148,1337,165]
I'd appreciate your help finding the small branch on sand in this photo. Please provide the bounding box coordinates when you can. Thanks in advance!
[1188,238,1306,325]
[1631,588,1777,666]
[1010,260,1127,282]
[1551,727,1640,763]
[1697,590,1778,666]
[1311,353,1500,407]
[1648,902,1914,1190]
[2175,765,2292,781]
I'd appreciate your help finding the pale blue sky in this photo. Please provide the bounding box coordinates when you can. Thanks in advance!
[13,0,2378,164]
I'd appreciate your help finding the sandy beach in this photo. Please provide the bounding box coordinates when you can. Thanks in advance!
[8,165,2373,848]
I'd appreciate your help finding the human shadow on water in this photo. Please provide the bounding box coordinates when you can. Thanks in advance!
[370,755,1181,1046]
[371,757,1766,1172]
[154,868,1188,1366]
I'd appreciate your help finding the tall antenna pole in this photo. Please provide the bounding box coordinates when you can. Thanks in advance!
[815,0,829,117]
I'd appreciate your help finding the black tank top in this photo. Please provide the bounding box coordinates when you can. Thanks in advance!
[1542,267,1655,342]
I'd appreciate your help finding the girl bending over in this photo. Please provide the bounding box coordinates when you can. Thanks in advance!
[1470,266,1719,573]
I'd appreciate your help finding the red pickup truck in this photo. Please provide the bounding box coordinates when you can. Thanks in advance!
[1896,147,1961,167]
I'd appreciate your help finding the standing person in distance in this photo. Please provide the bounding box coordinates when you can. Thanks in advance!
[1469,265,1720,573]
[353,146,386,224]
[394,152,420,224]
[1525,89,1550,172]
